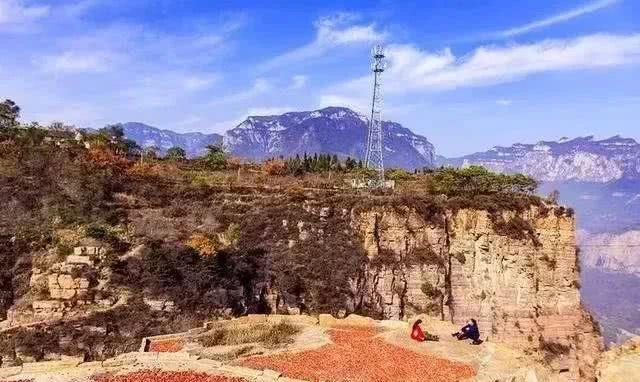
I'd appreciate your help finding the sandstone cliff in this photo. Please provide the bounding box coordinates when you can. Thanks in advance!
[352,205,602,381]
[0,191,602,381]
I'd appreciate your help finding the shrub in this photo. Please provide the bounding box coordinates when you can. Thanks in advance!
[258,321,300,348]
[56,244,73,259]
[203,144,228,170]
[420,281,442,298]
[187,233,219,256]
[166,146,186,161]
[0,333,16,357]
[540,338,571,363]
[14,328,59,361]
[409,247,444,267]
[424,166,538,197]
[217,224,240,250]
[263,159,288,176]
[85,225,109,240]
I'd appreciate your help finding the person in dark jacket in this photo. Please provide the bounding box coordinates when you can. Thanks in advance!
[452,319,482,345]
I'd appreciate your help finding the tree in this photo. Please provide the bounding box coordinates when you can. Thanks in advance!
[166,146,186,160]
[0,99,20,129]
[142,146,159,159]
[548,190,560,204]
[95,124,140,155]
[204,143,228,170]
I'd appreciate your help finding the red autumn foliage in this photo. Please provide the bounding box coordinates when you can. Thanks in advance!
[91,370,247,382]
[262,159,287,176]
[241,327,476,382]
[87,147,131,170]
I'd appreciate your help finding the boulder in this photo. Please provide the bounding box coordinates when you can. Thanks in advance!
[73,246,103,256]
[65,255,93,266]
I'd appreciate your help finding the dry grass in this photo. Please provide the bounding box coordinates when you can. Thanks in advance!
[197,322,300,349]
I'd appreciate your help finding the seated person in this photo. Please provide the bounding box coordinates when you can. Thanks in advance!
[411,319,439,342]
[452,319,482,345]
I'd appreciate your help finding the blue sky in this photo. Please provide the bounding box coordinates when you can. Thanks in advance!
[1,0,639,156]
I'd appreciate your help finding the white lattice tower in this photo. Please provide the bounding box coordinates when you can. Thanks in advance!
[364,45,386,184]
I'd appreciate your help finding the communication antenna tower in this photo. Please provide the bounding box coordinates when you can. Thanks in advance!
[364,44,386,185]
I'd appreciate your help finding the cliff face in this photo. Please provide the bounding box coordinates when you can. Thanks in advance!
[354,206,602,381]
[0,190,602,380]
[579,230,640,276]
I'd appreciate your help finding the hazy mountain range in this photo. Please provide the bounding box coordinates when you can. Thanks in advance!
[123,107,435,169]
[442,135,640,183]
[122,122,222,157]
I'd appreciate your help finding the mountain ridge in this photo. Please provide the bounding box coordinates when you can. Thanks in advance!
[441,135,640,182]
[121,106,436,169]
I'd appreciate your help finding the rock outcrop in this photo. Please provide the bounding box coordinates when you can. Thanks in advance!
[353,205,603,381]
[597,336,640,382]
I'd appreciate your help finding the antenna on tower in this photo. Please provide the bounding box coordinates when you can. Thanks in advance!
[364,44,386,186]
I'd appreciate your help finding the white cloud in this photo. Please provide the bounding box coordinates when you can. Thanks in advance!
[0,0,49,28]
[323,33,640,103]
[290,75,308,89]
[260,13,386,71]
[58,0,101,18]
[39,50,119,73]
[490,0,620,39]
[246,107,294,117]
[496,99,513,106]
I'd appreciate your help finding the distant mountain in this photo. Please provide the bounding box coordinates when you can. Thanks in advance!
[224,107,435,169]
[122,107,435,169]
[443,136,640,183]
[122,122,222,157]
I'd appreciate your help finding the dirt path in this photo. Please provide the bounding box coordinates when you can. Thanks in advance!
[239,327,476,382]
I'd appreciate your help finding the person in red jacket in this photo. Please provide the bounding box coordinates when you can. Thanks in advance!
[411,319,427,342]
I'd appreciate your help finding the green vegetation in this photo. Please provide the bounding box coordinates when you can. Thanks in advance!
[203,143,229,170]
[423,166,538,197]
[0,99,20,129]
[166,146,187,160]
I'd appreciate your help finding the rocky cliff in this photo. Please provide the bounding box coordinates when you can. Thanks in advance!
[0,188,602,380]
[352,205,602,381]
